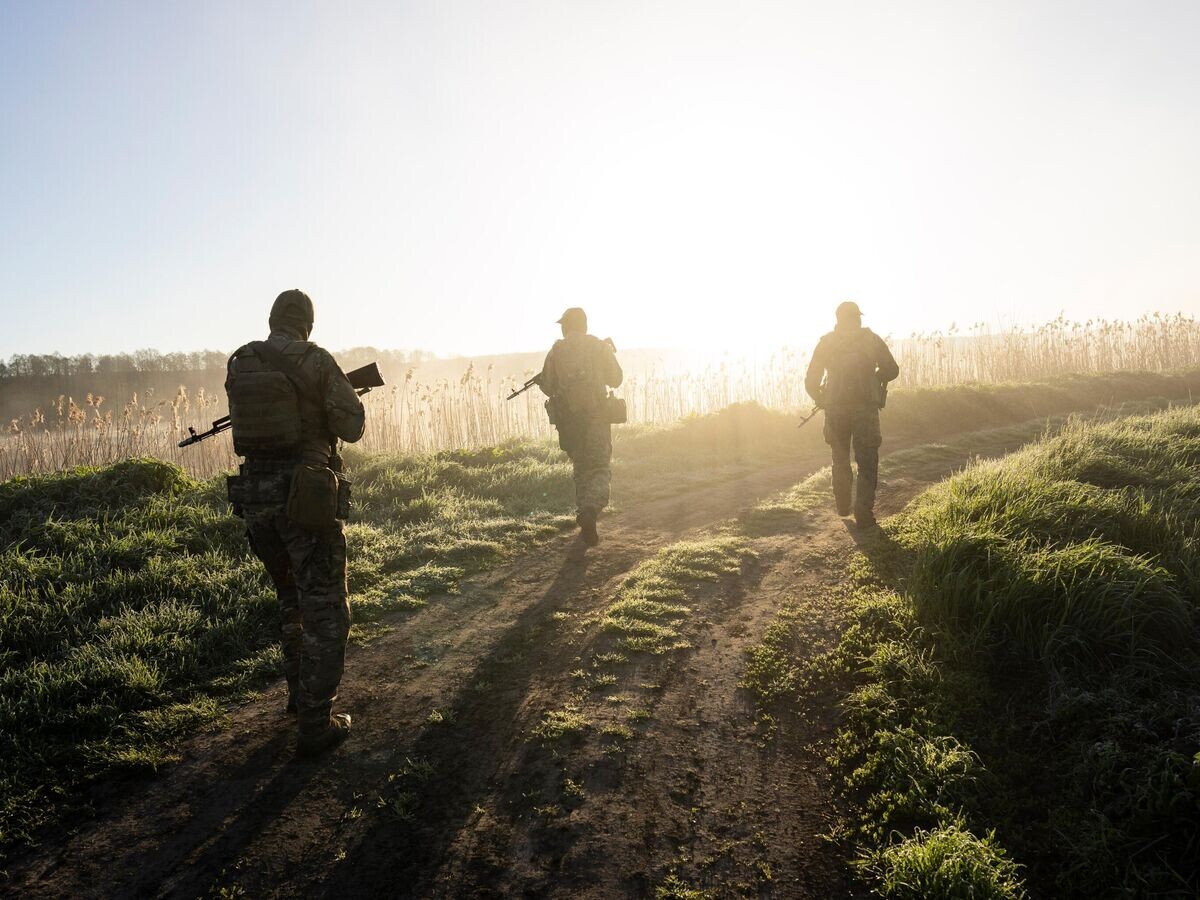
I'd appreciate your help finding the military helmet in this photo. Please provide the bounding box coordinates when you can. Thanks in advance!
[835,300,863,323]
[557,307,587,332]
[270,289,315,334]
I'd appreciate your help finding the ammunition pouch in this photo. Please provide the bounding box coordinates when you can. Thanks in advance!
[336,473,352,520]
[547,393,626,426]
[287,464,342,532]
[226,468,291,517]
[873,379,889,410]
[604,394,627,424]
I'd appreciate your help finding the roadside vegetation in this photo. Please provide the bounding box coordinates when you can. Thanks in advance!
[808,408,1200,898]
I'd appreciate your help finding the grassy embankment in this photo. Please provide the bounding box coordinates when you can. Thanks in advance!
[3,369,1200,861]
[751,408,1200,898]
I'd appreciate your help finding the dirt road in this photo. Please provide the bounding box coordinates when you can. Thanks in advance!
[6,427,1032,899]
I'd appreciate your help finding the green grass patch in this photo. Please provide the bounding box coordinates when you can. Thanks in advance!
[531,704,591,742]
[856,824,1026,900]
[820,407,1200,898]
[600,536,753,655]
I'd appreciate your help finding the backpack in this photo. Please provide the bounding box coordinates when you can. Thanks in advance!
[822,329,885,408]
[554,339,606,420]
[226,341,312,456]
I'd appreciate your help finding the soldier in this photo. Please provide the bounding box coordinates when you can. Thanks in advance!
[804,301,900,529]
[225,289,365,756]
[539,307,623,546]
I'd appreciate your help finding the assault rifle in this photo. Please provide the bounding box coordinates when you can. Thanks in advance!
[507,373,542,401]
[178,362,386,448]
[797,405,822,429]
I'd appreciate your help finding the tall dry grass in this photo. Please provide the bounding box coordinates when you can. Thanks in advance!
[4,314,1198,478]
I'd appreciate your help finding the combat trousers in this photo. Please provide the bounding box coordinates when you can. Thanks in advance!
[244,507,351,733]
[823,405,882,516]
[557,417,613,515]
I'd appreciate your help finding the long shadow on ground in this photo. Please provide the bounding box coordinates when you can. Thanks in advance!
[323,547,594,898]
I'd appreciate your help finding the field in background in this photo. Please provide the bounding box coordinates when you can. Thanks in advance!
[3,313,1198,478]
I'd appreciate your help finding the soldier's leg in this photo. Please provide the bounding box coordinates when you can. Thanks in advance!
[577,420,613,515]
[824,409,853,516]
[282,522,352,734]
[575,422,612,545]
[245,509,302,709]
[852,408,883,523]
[556,424,586,515]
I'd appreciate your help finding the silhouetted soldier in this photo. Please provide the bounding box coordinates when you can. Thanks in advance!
[805,301,900,528]
[225,290,365,756]
[539,307,623,546]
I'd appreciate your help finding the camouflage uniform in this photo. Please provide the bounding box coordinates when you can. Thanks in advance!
[539,332,623,519]
[805,324,899,520]
[226,296,365,740]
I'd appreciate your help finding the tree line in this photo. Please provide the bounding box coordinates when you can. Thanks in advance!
[0,347,436,379]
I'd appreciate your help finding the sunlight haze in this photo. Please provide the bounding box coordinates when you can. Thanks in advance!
[2,0,1198,357]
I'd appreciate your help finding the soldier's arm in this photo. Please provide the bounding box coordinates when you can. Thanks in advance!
[601,339,623,389]
[537,348,558,397]
[804,340,827,404]
[875,337,900,384]
[316,349,366,443]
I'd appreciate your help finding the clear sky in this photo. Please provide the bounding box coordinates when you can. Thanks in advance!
[2,0,1198,358]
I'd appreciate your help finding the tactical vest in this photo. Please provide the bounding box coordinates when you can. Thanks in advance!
[226,342,312,457]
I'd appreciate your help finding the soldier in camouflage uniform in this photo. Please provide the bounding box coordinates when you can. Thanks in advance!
[225,289,365,756]
[539,307,623,546]
[804,301,900,529]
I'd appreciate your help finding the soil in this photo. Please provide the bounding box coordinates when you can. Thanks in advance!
[4,435,997,899]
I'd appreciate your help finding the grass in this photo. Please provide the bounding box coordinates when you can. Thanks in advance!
[817,407,1200,898]
[600,536,753,655]
[531,705,591,743]
[857,824,1026,900]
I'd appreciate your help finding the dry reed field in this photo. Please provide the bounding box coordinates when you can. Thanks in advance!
[4,313,1198,479]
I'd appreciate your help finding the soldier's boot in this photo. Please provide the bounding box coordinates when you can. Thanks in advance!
[854,508,877,529]
[297,713,352,757]
[578,508,600,546]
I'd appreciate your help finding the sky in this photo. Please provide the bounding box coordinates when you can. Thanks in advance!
[1,0,1198,358]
